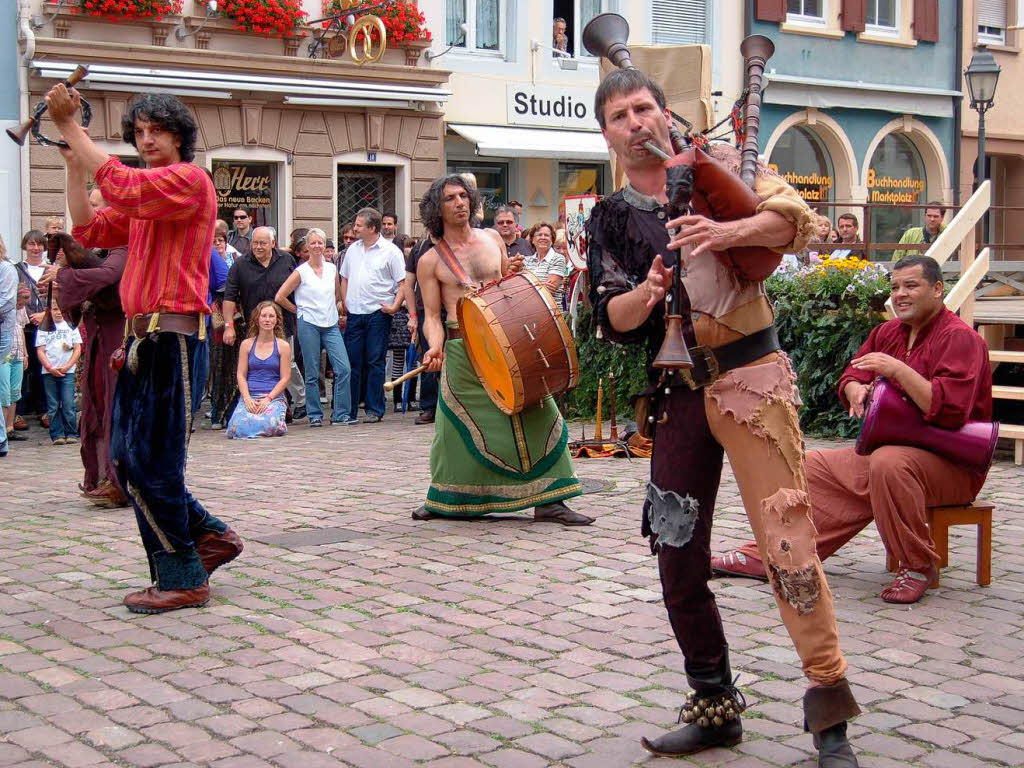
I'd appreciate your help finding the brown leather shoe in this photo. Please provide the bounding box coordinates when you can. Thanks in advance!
[534,501,594,526]
[124,583,210,614]
[196,527,244,575]
[13,416,27,431]
[414,410,435,425]
[85,479,130,509]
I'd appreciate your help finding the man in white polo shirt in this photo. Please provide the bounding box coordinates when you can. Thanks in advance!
[339,207,406,423]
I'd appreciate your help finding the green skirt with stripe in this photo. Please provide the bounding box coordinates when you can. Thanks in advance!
[425,336,582,516]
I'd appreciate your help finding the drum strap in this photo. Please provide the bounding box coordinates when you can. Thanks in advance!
[435,239,475,289]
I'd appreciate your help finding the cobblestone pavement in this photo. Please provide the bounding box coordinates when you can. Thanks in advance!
[1,412,1023,768]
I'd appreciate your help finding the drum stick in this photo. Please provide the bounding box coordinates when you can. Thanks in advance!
[384,364,427,392]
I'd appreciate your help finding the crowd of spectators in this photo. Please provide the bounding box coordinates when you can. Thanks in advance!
[3,193,588,450]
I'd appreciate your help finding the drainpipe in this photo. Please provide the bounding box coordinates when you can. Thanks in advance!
[952,0,963,207]
[18,0,35,236]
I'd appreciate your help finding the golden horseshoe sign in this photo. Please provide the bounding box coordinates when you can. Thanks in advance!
[349,15,387,65]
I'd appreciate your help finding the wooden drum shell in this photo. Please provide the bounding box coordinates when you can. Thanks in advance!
[457,271,579,415]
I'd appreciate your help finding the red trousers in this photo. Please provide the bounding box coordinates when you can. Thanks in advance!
[738,446,981,572]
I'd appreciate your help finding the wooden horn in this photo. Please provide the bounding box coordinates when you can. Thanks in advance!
[738,35,774,188]
[7,65,89,147]
[582,13,634,69]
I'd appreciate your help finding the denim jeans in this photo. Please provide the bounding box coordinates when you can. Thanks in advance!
[110,332,226,590]
[42,372,78,441]
[190,334,210,418]
[297,317,352,422]
[344,310,392,419]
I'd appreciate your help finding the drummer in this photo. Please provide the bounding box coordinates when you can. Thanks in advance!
[714,255,993,604]
[411,174,592,526]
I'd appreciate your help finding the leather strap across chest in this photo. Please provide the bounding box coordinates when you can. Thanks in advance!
[434,238,476,290]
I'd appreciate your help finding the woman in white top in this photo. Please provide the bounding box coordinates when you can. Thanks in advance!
[275,228,353,426]
[523,222,567,309]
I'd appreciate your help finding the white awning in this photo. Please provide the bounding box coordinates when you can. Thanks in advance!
[764,73,960,118]
[449,124,610,161]
[31,60,450,109]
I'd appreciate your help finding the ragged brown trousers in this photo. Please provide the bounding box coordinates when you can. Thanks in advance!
[649,352,847,687]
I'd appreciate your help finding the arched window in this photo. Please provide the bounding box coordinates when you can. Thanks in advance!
[867,132,927,258]
[768,125,835,208]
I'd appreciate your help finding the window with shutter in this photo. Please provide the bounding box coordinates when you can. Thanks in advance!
[651,0,708,45]
[978,0,1007,44]
[787,0,827,26]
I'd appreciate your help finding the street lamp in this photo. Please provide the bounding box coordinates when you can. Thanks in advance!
[964,45,1001,191]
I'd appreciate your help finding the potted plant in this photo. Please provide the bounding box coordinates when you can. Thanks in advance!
[219,0,306,38]
[78,0,183,21]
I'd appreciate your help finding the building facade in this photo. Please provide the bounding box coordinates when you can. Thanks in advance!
[15,0,450,244]
[419,0,722,227]
[750,0,958,252]
[3,2,25,254]
[960,0,1024,260]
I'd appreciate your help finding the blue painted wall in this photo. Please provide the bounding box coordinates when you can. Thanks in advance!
[1,3,20,120]
[751,0,957,172]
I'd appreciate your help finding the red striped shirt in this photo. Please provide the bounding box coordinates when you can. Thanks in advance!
[73,157,215,318]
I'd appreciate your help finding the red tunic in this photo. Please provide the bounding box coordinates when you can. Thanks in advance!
[837,307,992,428]
[72,157,215,317]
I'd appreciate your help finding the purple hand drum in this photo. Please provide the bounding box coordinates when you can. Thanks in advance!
[855,377,999,472]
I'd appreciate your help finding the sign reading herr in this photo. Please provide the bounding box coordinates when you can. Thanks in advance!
[507,84,597,130]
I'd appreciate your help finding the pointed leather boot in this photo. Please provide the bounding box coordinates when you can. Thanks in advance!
[813,721,858,767]
[641,717,742,757]
[804,680,860,768]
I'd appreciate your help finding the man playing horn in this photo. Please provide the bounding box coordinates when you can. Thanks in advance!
[45,86,243,614]
[413,174,591,526]
[714,256,993,605]
[588,68,859,766]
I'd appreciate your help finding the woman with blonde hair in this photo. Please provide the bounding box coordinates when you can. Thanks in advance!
[226,301,291,439]
[274,228,352,426]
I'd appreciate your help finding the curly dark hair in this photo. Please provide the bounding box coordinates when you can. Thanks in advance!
[419,174,482,239]
[120,93,198,162]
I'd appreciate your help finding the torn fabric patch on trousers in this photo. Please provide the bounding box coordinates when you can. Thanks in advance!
[645,483,701,549]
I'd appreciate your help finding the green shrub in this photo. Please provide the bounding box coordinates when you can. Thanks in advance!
[767,256,889,437]
[570,257,890,438]
[568,305,649,421]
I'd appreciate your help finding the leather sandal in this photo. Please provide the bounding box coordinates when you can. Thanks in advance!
[533,501,594,526]
[711,550,768,581]
[880,565,936,604]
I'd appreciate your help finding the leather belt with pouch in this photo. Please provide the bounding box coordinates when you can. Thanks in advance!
[680,325,781,390]
[128,312,202,340]
[633,325,782,438]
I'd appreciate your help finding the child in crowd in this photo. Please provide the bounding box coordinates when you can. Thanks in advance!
[35,304,82,445]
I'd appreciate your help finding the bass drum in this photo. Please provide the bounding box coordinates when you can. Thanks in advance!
[458,271,579,415]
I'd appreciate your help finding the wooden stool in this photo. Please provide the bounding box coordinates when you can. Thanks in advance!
[886,502,993,587]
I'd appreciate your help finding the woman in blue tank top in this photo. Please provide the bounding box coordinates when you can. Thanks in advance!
[226,301,292,439]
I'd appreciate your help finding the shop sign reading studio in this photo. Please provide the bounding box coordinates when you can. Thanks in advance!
[507,84,597,130]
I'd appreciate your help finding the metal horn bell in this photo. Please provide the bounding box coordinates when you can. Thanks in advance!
[582,13,634,69]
